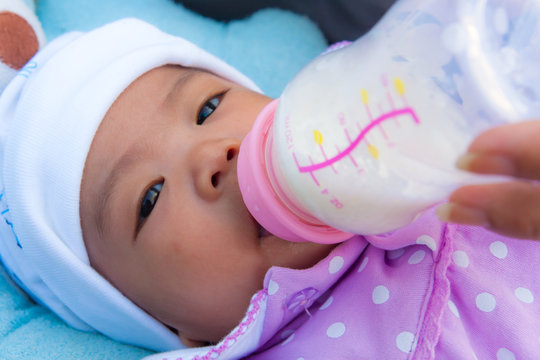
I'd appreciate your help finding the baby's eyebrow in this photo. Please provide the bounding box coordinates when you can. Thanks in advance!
[165,68,202,106]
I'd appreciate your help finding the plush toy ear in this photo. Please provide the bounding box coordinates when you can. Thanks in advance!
[0,11,39,70]
[0,0,45,93]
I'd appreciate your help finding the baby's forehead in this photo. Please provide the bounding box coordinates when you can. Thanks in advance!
[105,65,216,112]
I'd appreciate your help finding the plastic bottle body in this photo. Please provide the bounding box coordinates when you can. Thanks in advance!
[238,0,540,242]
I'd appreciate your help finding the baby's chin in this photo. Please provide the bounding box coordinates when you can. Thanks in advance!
[256,222,336,270]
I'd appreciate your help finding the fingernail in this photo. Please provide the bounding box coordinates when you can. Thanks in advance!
[436,203,491,228]
[455,153,476,171]
[456,153,516,175]
[436,203,453,222]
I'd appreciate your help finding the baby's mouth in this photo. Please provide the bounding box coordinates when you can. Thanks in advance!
[258,223,271,238]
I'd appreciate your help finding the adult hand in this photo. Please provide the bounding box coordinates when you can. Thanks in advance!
[436,120,540,240]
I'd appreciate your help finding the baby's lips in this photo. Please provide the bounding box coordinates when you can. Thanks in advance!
[0,12,39,70]
[258,223,271,238]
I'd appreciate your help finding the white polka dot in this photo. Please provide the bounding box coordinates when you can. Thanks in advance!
[372,285,390,304]
[515,287,534,304]
[358,257,369,272]
[452,250,470,268]
[448,300,460,318]
[387,248,405,259]
[408,250,426,265]
[326,322,346,338]
[497,348,516,360]
[319,296,333,310]
[297,358,305,360]
[268,280,279,295]
[329,256,345,274]
[476,292,496,312]
[281,333,295,346]
[417,234,437,251]
[395,331,415,353]
[490,241,508,259]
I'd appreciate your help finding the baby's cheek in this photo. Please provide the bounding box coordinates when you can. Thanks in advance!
[0,12,39,69]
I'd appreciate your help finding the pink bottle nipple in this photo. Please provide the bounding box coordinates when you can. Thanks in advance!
[237,99,353,243]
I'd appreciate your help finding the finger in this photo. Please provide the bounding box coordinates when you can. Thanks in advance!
[437,181,540,240]
[457,120,540,180]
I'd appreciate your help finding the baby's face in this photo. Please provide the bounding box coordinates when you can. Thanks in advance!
[80,65,334,346]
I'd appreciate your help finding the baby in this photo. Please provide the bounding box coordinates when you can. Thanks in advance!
[79,58,335,346]
[0,17,540,360]
[0,18,334,353]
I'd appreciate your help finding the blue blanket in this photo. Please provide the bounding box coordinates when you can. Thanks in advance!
[0,1,327,358]
[36,0,328,98]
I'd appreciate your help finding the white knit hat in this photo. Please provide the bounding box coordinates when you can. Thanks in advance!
[0,18,260,351]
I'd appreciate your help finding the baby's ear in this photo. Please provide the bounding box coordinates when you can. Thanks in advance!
[0,1,45,91]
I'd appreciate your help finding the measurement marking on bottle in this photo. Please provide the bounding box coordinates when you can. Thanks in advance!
[336,144,358,168]
[294,106,419,175]
[294,153,321,187]
[320,188,343,208]
[287,75,418,206]
[320,144,338,174]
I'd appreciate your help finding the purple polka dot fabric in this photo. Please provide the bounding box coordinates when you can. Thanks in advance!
[149,209,540,360]
[247,210,540,359]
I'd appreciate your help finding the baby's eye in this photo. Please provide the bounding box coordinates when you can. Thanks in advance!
[197,95,222,125]
[138,182,163,229]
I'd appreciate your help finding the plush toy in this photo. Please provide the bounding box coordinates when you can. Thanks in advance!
[35,0,327,97]
[0,0,326,97]
[0,0,45,92]
[0,0,328,98]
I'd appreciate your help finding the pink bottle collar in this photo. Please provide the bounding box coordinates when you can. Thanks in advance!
[237,99,353,243]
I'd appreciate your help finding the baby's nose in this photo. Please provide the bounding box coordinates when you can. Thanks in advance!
[194,139,240,201]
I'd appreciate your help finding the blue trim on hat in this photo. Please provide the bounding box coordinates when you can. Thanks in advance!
[17,60,38,79]
[0,192,22,248]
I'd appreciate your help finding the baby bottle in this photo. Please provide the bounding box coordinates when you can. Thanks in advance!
[237,0,540,243]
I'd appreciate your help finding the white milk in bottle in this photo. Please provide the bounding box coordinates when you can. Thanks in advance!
[238,0,540,243]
